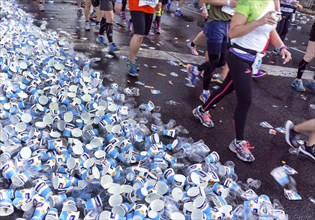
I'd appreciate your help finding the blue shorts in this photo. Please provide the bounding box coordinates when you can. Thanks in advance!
[203,20,230,55]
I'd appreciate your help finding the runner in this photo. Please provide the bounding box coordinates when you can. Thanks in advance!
[152,0,168,34]
[291,21,315,93]
[192,0,292,162]
[188,0,236,104]
[115,0,157,76]
[96,0,119,53]
[275,0,302,50]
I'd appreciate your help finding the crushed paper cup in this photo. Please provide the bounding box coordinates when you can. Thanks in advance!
[284,189,302,200]
[0,199,14,216]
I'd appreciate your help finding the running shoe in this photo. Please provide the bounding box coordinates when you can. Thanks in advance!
[120,11,126,20]
[291,79,305,92]
[285,120,301,148]
[38,3,45,11]
[84,21,91,31]
[108,43,119,53]
[96,36,107,46]
[186,64,199,86]
[211,74,225,84]
[305,80,315,94]
[199,91,210,104]
[229,139,255,162]
[127,20,133,32]
[175,9,183,16]
[77,8,83,17]
[155,26,161,34]
[166,2,171,11]
[252,69,267,78]
[192,106,214,127]
[127,60,139,77]
[299,145,315,161]
[186,42,199,56]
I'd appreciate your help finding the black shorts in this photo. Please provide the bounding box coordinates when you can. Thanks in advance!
[100,0,114,11]
[130,11,153,36]
[310,21,315,42]
[159,0,168,5]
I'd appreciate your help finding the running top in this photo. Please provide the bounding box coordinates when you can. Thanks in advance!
[231,0,277,53]
[280,0,296,13]
[128,0,155,14]
[207,6,232,22]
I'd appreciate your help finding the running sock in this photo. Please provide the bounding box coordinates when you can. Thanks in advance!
[104,22,113,43]
[99,17,106,36]
[297,59,309,79]
[191,42,196,47]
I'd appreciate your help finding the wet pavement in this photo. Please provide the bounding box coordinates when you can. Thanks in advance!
[8,0,315,219]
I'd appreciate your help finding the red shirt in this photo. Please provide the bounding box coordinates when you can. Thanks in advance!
[128,0,155,14]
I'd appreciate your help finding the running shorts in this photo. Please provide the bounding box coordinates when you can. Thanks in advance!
[159,0,168,5]
[130,11,153,35]
[100,0,114,11]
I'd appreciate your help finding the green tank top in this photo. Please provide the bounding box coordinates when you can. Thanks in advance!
[208,5,232,22]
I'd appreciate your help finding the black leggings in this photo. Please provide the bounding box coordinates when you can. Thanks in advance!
[122,0,127,11]
[276,12,292,42]
[202,52,254,140]
[203,43,228,90]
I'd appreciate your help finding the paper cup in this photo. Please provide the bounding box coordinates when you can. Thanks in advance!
[191,209,206,220]
[0,199,14,216]
[64,111,74,123]
[101,175,113,189]
[108,184,122,195]
[171,187,183,201]
[109,194,123,207]
[15,122,27,132]
[171,212,185,220]
[150,199,165,212]
[20,147,32,159]
[187,187,200,198]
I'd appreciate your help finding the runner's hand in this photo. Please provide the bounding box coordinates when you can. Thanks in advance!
[230,0,237,8]
[202,9,208,19]
[281,48,292,64]
[256,11,277,26]
[115,3,122,13]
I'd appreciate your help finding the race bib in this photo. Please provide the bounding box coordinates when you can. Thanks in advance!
[222,6,235,15]
[138,0,159,8]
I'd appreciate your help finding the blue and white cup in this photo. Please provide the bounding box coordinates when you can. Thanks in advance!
[46,207,59,220]
[104,144,119,159]
[48,194,67,208]
[14,188,35,200]
[99,211,125,220]
[1,160,18,179]
[0,199,14,216]
[191,209,207,220]
[173,174,187,188]
[164,153,177,167]
[34,179,53,200]
[62,197,77,212]
[11,171,30,187]
[218,165,234,177]
[112,202,131,216]
[133,204,148,220]
[0,189,14,200]
[205,151,220,164]
[211,183,230,198]
[187,187,200,199]
[145,133,159,144]
[85,195,103,211]
[210,194,228,208]
[59,211,80,220]
[223,178,243,194]
[164,168,175,183]
[193,196,211,214]
[32,202,50,219]
[163,129,176,138]
[183,202,194,217]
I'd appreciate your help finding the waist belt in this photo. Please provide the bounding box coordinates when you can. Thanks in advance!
[231,44,258,56]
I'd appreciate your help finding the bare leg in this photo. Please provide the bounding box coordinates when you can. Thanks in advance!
[129,35,144,61]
